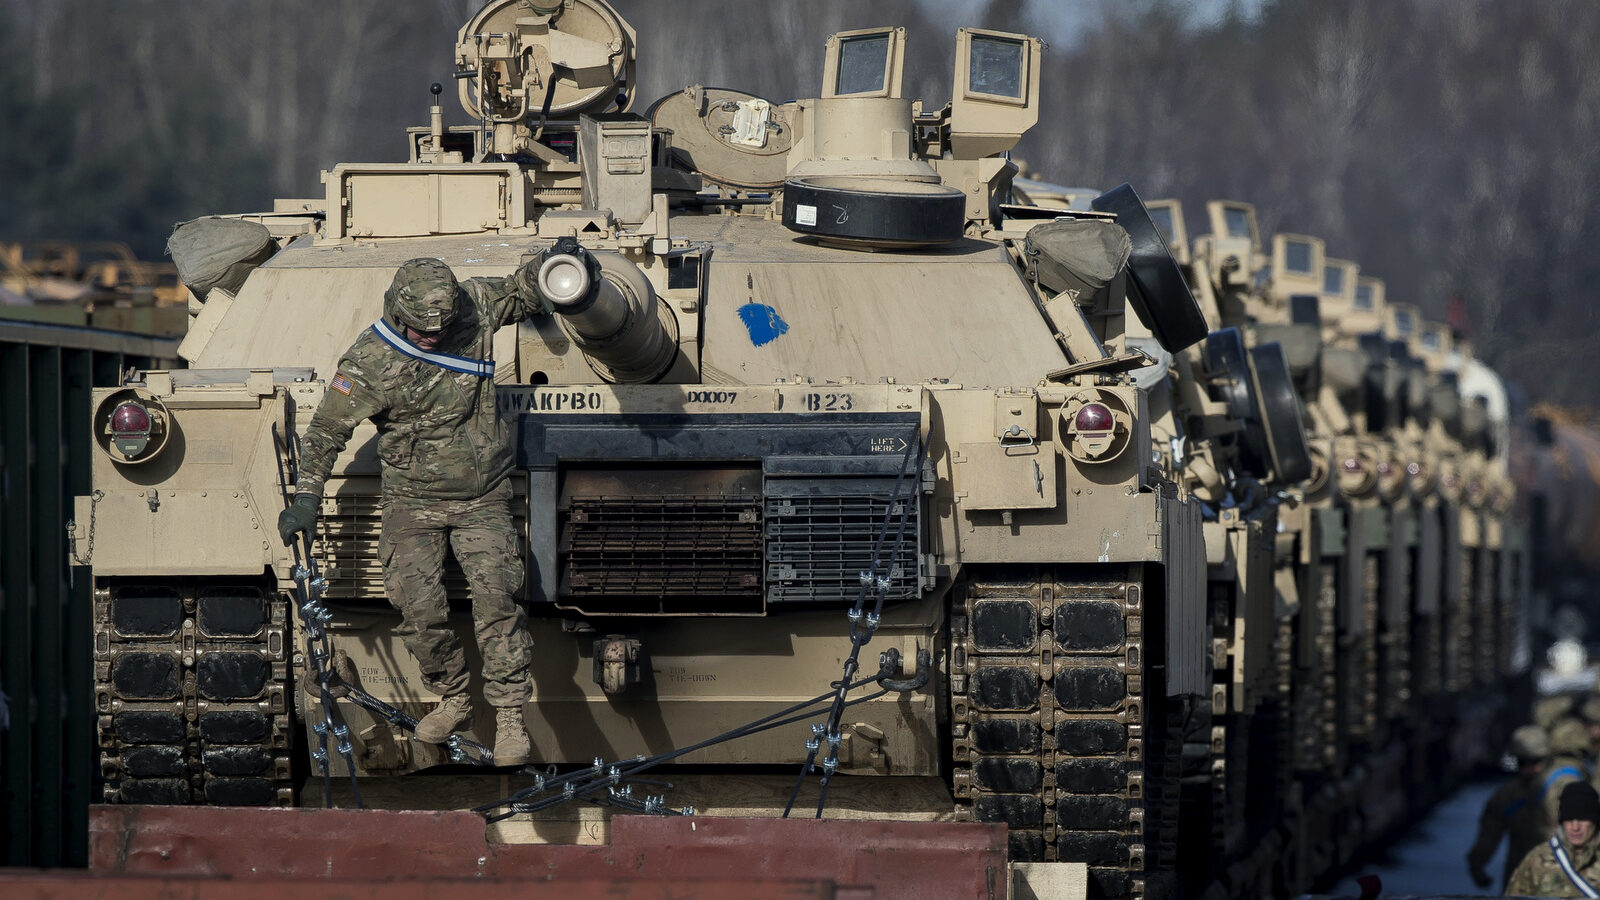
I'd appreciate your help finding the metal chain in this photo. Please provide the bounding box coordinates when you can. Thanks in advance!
[336,681,494,765]
[783,437,924,818]
[474,649,929,823]
[68,489,104,566]
[272,423,366,808]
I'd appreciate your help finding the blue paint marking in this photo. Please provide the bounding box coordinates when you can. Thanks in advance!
[737,302,790,347]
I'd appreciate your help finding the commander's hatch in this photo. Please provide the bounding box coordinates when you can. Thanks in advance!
[784,26,968,248]
[1319,258,1360,335]
[822,27,906,99]
[949,28,1041,158]
[1344,275,1388,337]
[1268,234,1326,312]
[1202,200,1261,290]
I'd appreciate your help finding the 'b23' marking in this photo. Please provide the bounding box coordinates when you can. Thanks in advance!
[803,392,853,411]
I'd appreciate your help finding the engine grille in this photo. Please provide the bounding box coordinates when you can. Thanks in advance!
[562,495,763,604]
[517,410,926,615]
[765,492,919,604]
[319,489,474,602]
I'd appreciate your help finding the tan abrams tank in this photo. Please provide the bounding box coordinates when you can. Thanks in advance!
[73,2,1231,897]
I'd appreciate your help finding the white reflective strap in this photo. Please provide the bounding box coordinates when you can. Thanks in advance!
[1550,835,1600,898]
[371,320,495,377]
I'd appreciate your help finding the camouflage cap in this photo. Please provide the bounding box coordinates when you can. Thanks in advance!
[388,258,462,333]
[1582,693,1600,725]
[1552,717,1593,758]
[1534,693,1577,730]
[1510,724,1551,762]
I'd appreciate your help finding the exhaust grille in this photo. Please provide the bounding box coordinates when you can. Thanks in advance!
[560,495,763,612]
[518,410,924,614]
[765,491,919,604]
[319,488,474,601]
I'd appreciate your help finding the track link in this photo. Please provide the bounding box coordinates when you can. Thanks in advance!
[951,567,1164,898]
[95,578,292,806]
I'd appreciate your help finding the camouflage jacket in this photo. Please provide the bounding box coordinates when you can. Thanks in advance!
[1470,762,1588,887]
[1507,834,1600,897]
[296,274,547,501]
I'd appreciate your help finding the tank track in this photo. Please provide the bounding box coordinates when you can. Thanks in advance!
[1413,584,1443,698]
[1496,547,1518,680]
[1202,580,1248,877]
[1378,523,1412,729]
[1184,530,1297,899]
[951,567,1175,899]
[1295,564,1338,773]
[94,578,292,805]
[1334,550,1379,756]
[1470,545,1496,688]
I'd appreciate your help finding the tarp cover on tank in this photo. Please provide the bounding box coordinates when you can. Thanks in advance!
[1022,218,1131,301]
[167,217,276,299]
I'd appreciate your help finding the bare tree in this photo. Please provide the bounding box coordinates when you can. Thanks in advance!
[8,0,1600,408]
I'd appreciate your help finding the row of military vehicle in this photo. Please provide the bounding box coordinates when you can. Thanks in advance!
[70,2,1526,897]
[1010,169,1525,896]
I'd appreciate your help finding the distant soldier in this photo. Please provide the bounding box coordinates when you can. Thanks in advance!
[1538,694,1580,730]
[278,256,552,766]
[1581,695,1600,780]
[1553,717,1597,784]
[1506,781,1600,897]
[1469,725,1585,890]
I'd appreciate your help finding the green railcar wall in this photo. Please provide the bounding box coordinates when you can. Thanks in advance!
[0,321,179,867]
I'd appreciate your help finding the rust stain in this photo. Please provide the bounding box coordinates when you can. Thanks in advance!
[0,872,841,898]
[86,807,1006,900]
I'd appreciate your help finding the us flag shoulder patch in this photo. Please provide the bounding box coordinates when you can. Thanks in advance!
[330,374,354,395]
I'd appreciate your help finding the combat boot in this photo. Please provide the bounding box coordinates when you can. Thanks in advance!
[494,706,532,767]
[413,693,472,744]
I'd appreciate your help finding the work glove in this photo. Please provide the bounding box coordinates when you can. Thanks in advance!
[277,493,319,547]
[510,256,553,316]
[1468,865,1492,889]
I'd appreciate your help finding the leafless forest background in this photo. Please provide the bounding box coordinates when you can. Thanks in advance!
[3,1,1598,407]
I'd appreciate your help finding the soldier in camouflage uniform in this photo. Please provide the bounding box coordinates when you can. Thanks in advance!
[1537,694,1580,730]
[1580,695,1600,784]
[1470,724,1586,890]
[1553,716,1598,782]
[1507,781,1600,897]
[278,255,552,766]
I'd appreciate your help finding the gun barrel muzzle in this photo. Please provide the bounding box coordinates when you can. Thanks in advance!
[539,247,676,383]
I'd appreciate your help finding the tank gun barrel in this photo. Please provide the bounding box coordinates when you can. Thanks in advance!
[535,238,676,383]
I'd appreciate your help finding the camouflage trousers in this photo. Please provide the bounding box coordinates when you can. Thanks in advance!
[378,479,532,707]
